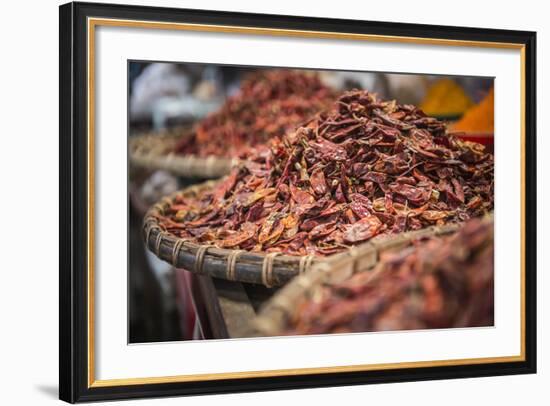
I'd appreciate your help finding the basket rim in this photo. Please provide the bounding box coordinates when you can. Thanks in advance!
[143,177,485,287]
[143,178,439,286]
[129,131,238,179]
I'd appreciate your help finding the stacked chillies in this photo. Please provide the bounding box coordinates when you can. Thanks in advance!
[175,69,336,158]
[159,90,494,256]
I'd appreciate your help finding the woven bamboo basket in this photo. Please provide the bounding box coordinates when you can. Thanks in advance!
[252,219,480,336]
[143,179,422,287]
[129,129,237,179]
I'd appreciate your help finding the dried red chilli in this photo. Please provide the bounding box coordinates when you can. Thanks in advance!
[286,217,494,335]
[158,90,494,256]
[174,69,336,158]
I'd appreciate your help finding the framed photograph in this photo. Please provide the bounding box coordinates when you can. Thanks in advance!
[59,1,537,403]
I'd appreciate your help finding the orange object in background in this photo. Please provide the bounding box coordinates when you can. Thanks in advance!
[450,87,494,152]
[452,87,494,133]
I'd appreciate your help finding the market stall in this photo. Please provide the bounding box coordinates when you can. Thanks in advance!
[128,63,495,342]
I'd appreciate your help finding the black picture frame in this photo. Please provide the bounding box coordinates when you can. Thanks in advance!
[60,1,537,403]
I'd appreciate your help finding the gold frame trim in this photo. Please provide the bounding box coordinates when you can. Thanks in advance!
[87,17,526,388]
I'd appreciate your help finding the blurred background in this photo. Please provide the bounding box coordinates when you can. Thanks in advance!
[128,62,494,343]
[129,62,494,132]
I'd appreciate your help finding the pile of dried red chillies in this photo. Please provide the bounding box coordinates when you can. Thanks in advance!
[287,217,494,334]
[159,90,494,256]
[174,69,336,158]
